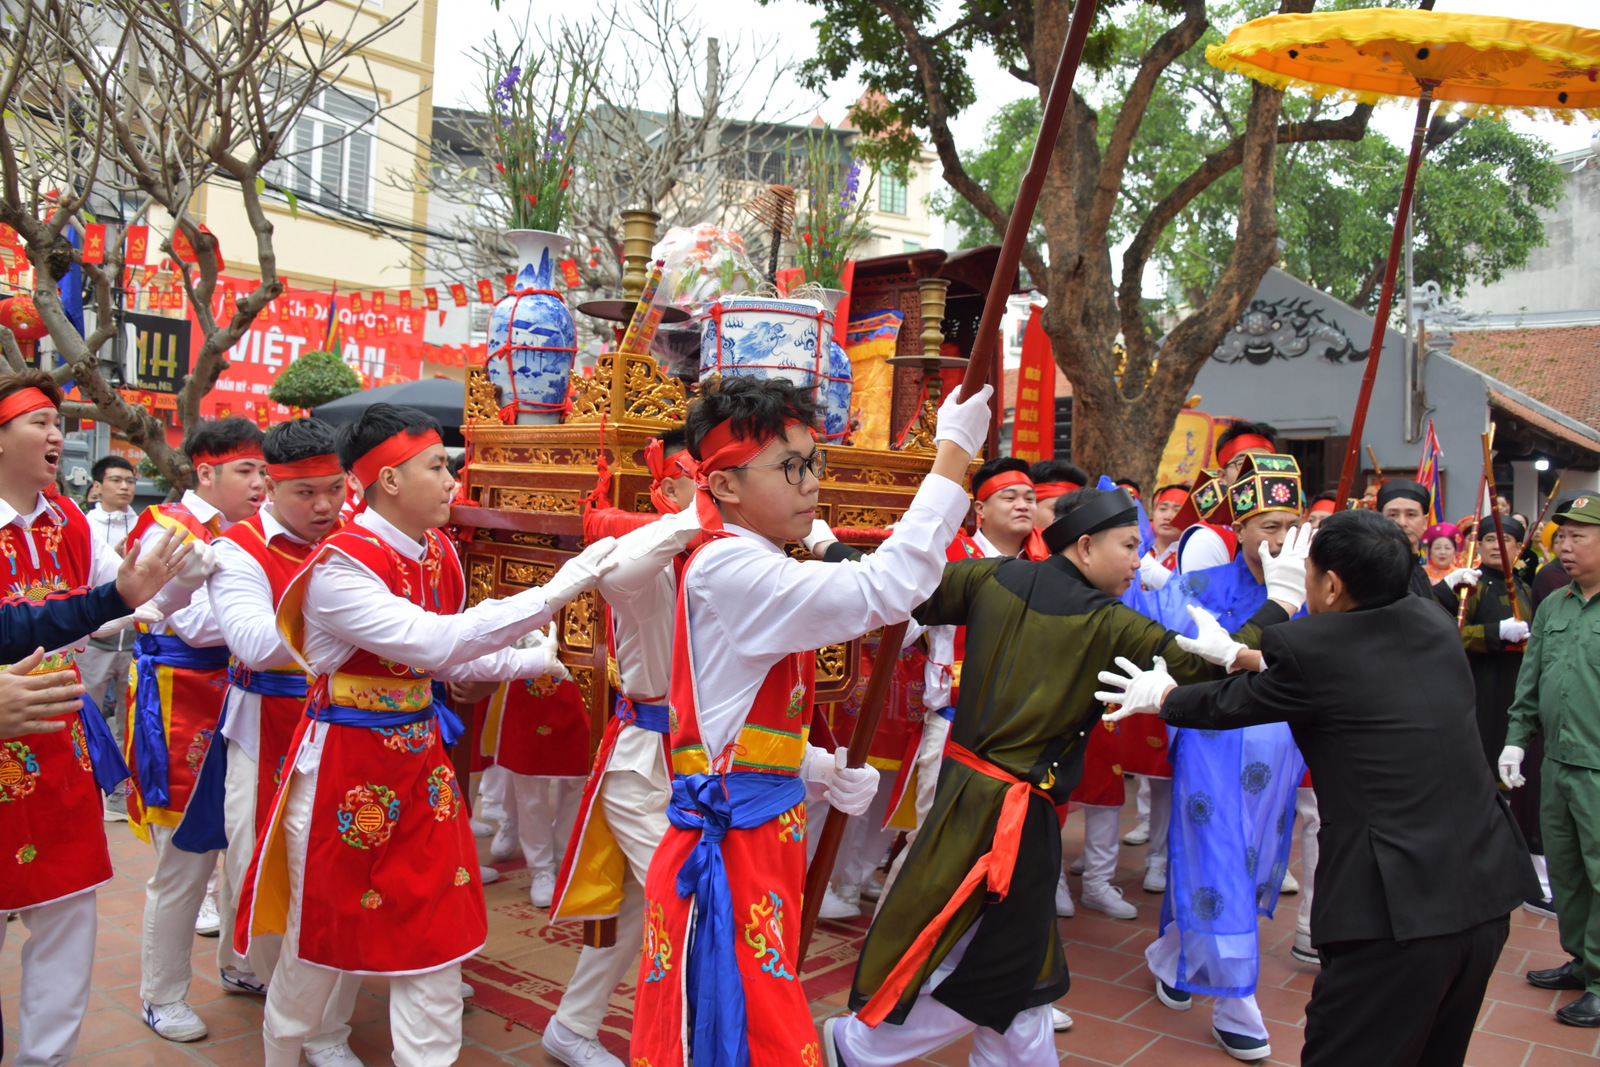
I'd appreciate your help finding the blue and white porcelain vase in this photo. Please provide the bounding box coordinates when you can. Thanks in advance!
[699,298,830,391]
[815,288,854,442]
[486,229,576,425]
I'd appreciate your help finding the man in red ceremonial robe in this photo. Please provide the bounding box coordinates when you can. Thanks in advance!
[197,417,363,1065]
[628,375,990,1067]
[235,404,621,1067]
[124,416,265,1043]
[541,427,701,1067]
[0,370,197,1066]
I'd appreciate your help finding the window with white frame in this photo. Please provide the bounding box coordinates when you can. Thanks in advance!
[879,173,907,215]
[270,86,377,214]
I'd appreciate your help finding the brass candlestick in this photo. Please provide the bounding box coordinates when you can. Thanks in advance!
[619,208,661,305]
[888,277,966,450]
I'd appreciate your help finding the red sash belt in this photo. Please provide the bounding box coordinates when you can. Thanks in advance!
[857,742,1052,1027]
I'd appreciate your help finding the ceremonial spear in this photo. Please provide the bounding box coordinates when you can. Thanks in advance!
[794,0,1105,967]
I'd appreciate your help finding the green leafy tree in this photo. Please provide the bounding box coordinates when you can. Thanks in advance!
[268,351,363,410]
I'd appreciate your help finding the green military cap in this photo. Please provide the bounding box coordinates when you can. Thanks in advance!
[1554,495,1600,526]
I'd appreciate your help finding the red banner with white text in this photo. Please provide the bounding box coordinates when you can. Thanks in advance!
[1010,305,1055,464]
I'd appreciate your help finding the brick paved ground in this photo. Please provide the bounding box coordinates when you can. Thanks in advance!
[2,800,1587,1067]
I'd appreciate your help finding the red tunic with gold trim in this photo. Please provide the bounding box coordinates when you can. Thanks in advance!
[483,675,590,778]
[234,522,487,974]
[215,513,317,837]
[0,497,116,910]
[630,539,822,1067]
[123,501,230,838]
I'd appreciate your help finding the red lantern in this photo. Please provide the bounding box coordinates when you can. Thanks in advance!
[0,295,50,342]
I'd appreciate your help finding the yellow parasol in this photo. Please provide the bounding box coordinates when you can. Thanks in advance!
[1207,9,1600,506]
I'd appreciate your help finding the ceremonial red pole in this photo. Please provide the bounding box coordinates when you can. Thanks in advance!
[795,0,1103,968]
[1334,84,1436,508]
[1480,432,1524,624]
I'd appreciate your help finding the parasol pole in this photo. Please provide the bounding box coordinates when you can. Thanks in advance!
[1480,431,1524,624]
[1531,474,1564,534]
[795,0,1104,969]
[1458,455,1490,632]
[1334,84,1436,508]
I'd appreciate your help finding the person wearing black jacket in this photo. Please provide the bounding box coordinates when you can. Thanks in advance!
[1097,509,1534,1066]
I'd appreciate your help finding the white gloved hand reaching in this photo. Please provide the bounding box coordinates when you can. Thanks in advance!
[822,750,878,816]
[165,539,220,597]
[1095,655,1176,722]
[1443,567,1481,591]
[541,537,620,609]
[1138,553,1173,591]
[800,519,837,555]
[515,623,569,681]
[1498,618,1531,644]
[1173,605,1247,671]
[932,384,994,457]
[1261,523,1313,613]
[1498,744,1525,789]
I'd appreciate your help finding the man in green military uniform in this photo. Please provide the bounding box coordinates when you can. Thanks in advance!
[824,487,1309,1066]
[1500,494,1600,1027]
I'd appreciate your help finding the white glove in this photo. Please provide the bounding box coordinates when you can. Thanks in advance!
[932,384,994,457]
[1443,567,1481,591]
[1174,604,1246,671]
[541,537,620,608]
[1261,523,1312,613]
[1138,553,1173,590]
[1498,744,1525,789]
[514,624,569,681]
[1499,618,1531,644]
[165,539,219,597]
[131,602,165,628]
[800,519,837,554]
[822,749,878,816]
[1095,655,1176,722]
[90,615,136,639]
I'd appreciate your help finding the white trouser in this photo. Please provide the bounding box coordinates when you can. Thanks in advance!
[1146,922,1267,1040]
[140,821,218,1004]
[1533,852,1551,898]
[1295,786,1319,939]
[1080,804,1122,893]
[2,890,97,1066]
[876,716,952,910]
[1146,777,1172,862]
[260,767,429,1065]
[218,740,277,978]
[478,763,513,827]
[555,766,672,1039]
[513,774,582,875]
[833,768,895,889]
[834,926,1056,1067]
[1136,775,1150,823]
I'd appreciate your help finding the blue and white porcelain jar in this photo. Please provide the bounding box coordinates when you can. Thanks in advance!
[699,298,830,392]
[485,230,576,425]
[815,288,854,442]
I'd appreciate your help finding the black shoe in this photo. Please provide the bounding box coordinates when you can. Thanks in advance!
[1155,978,1191,1011]
[1212,1026,1272,1061]
[1523,896,1558,920]
[1556,992,1600,1027]
[1529,961,1586,991]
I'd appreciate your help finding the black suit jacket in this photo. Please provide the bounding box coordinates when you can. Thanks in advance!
[1162,594,1535,946]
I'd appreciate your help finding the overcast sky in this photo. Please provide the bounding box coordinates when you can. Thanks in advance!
[431,0,1600,247]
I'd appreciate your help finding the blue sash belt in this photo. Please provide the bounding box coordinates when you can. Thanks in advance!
[667,770,806,1067]
[307,692,465,748]
[173,668,310,855]
[77,690,130,795]
[616,696,670,734]
[934,705,956,722]
[132,634,229,809]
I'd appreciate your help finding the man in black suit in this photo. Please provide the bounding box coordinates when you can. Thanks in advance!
[1096,509,1535,1066]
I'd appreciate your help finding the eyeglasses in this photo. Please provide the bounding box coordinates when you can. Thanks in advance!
[734,449,827,486]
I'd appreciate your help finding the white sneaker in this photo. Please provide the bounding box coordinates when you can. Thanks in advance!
[306,1044,366,1067]
[1052,1006,1073,1031]
[859,875,884,902]
[818,886,858,920]
[1122,821,1150,846]
[470,818,495,838]
[1143,857,1167,894]
[1081,883,1138,919]
[480,865,501,885]
[1281,869,1300,894]
[543,1017,625,1067]
[1068,853,1086,876]
[836,883,861,909]
[460,981,475,998]
[142,999,208,1042]
[490,822,520,862]
[194,892,220,937]
[219,967,267,995]
[1054,872,1075,918]
[531,869,556,908]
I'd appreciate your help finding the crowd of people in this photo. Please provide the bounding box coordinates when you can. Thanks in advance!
[1,367,1595,1067]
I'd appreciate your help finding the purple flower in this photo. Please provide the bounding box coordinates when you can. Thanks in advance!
[839,160,861,210]
[547,118,567,144]
[492,65,521,108]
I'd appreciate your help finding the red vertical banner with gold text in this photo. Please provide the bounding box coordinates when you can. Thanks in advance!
[1010,305,1054,463]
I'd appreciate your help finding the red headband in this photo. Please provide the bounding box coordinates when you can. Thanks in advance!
[975,469,1033,503]
[351,430,442,487]
[645,437,699,516]
[1155,486,1189,507]
[266,454,343,481]
[692,418,806,532]
[0,387,57,425]
[1309,498,1338,515]
[1217,433,1274,466]
[1032,480,1081,502]
[193,445,266,469]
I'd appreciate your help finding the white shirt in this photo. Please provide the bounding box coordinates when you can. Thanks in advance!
[87,503,137,553]
[209,508,307,761]
[0,492,121,655]
[1177,524,1231,574]
[919,524,1003,714]
[137,490,229,648]
[683,473,969,759]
